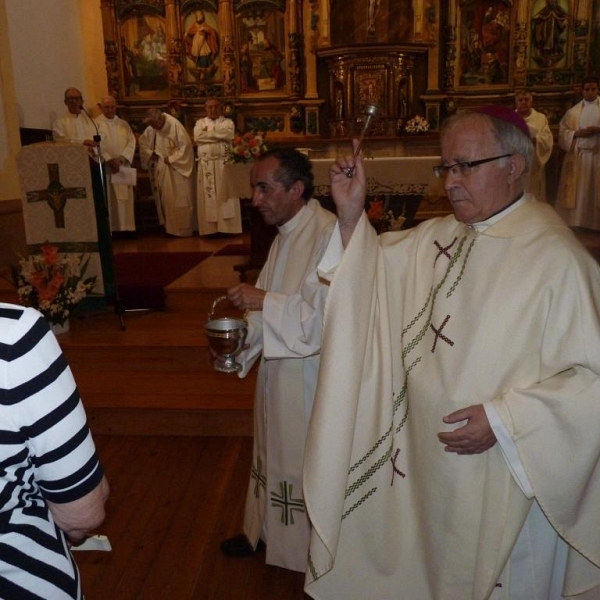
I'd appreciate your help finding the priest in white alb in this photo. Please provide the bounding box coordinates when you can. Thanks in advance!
[303,106,600,600]
[556,75,600,230]
[218,149,336,573]
[515,89,553,203]
[52,87,97,149]
[194,98,240,235]
[95,96,136,234]
[138,108,195,237]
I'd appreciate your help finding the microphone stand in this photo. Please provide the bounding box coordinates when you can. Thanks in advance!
[82,107,126,331]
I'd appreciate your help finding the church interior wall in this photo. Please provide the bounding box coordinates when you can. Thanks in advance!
[4,0,107,132]
[0,0,23,203]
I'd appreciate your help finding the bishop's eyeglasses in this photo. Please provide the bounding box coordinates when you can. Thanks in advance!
[433,153,513,179]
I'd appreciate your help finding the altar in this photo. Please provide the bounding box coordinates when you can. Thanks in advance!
[220,156,450,224]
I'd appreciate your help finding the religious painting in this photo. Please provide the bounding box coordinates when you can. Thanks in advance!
[457,0,512,87]
[236,11,287,93]
[530,0,569,69]
[354,68,387,133]
[120,15,169,98]
[183,9,221,83]
[356,70,385,107]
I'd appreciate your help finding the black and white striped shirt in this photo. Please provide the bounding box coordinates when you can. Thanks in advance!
[0,304,104,599]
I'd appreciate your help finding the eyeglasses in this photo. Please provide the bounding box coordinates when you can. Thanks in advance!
[65,97,82,102]
[433,153,513,179]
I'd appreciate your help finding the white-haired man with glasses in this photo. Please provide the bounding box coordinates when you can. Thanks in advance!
[303,105,600,599]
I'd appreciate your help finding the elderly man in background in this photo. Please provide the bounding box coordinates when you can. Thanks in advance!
[515,89,554,203]
[95,96,137,236]
[193,98,240,235]
[52,87,97,148]
[556,74,600,230]
[303,106,600,599]
[219,149,336,573]
[138,107,195,237]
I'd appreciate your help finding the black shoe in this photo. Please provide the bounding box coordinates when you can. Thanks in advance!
[220,534,264,557]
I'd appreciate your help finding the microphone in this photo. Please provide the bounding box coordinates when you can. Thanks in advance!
[81,106,101,157]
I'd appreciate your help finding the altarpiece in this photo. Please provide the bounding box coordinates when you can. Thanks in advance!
[100,0,600,145]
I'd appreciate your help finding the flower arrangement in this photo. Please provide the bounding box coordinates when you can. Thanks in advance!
[8,244,97,327]
[404,115,430,134]
[228,131,269,163]
[366,198,406,234]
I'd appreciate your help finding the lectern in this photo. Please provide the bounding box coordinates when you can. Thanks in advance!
[16,142,116,309]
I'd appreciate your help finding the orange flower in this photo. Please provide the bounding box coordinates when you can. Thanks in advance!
[29,271,65,302]
[11,245,97,326]
[40,244,60,266]
[367,199,384,221]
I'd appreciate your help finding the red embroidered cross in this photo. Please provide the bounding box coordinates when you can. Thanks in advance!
[430,315,454,353]
[434,237,458,265]
[390,448,406,485]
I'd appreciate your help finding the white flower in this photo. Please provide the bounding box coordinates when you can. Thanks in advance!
[10,244,97,326]
[405,115,430,134]
[228,131,270,163]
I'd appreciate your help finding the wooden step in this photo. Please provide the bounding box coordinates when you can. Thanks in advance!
[2,244,260,437]
[165,256,247,312]
[85,406,252,436]
[57,307,256,437]
[67,363,256,405]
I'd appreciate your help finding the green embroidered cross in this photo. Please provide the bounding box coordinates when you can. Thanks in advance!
[251,458,266,498]
[271,481,305,526]
[26,163,87,228]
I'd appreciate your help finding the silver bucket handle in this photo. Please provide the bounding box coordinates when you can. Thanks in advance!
[208,295,248,322]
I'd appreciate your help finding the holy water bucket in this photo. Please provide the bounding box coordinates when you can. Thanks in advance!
[205,296,248,373]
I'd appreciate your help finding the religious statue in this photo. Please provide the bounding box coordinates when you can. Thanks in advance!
[185,10,219,69]
[335,86,344,120]
[367,0,380,36]
[532,0,568,67]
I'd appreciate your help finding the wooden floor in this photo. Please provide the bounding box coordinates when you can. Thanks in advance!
[75,435,309,600]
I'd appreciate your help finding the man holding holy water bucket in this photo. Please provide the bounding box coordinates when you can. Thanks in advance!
[207,148,335,573]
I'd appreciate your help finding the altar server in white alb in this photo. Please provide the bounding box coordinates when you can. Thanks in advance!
[194,98,241,235]
[52,87,97,148]
[138,108,195,237]
[515,89,553,203]
[556,75,600,230]
[95,96,137,234]
[219,149,336,572]
[303,106,600,599]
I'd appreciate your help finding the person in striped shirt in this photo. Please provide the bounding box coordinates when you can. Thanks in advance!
[0,303,109,599]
